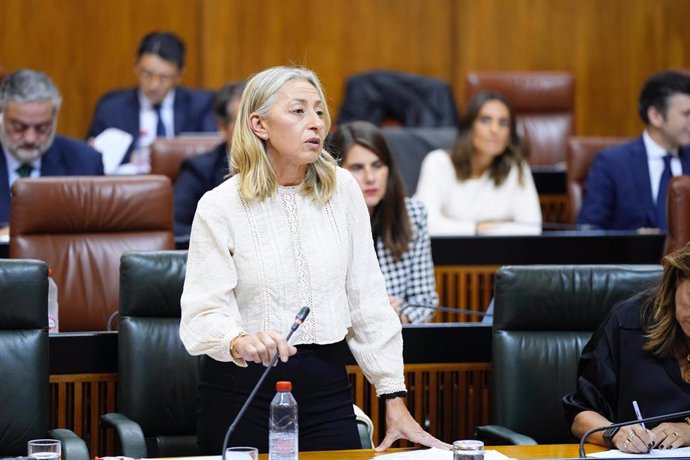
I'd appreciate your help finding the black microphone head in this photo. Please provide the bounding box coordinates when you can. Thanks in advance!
[295,306,310,323]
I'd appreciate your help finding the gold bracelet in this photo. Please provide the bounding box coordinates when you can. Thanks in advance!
[229,331,249,359]
[685,416,690,425]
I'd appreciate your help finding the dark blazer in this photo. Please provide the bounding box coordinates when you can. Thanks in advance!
[0,135,105,224]
[577,137,690,230]
[173,142,229,236]
[86,86,216,162]
[336,71,459,128]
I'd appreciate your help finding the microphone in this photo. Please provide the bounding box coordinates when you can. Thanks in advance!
[220,306,310,458]
[402,303,493,317]
[578,409,690,458]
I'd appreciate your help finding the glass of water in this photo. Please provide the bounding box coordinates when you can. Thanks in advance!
[453,439,484,460]
[224,446,258,460]
[28,439,61,460]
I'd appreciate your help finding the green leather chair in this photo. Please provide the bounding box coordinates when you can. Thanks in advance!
[476,264,662,445]
[0,259,89,460]
[102,250,199,458]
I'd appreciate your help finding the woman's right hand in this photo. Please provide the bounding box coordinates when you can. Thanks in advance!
[614,426,655,453]
[232,331,297,366]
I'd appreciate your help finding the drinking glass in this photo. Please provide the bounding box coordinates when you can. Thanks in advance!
[224,446,258,460]
[27,439,61,460]
[453,439,484,460]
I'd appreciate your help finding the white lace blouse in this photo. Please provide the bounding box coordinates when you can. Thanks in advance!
[179,167,406,396]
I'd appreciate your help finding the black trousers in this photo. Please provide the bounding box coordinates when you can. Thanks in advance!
[197,340,361,454]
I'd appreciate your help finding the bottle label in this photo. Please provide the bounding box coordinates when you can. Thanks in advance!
[269,431,298,460]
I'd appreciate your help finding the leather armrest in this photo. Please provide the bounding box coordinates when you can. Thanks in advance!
[49,428,90,460]
[475,424,538,445]
[101,412,147,457]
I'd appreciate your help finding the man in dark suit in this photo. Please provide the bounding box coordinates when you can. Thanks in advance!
[578,71,690,231]
[0,69,104,226]
[87,31,216,173]
[174,81,245,236]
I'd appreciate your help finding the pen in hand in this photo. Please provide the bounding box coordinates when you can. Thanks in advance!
[632,400,651,452]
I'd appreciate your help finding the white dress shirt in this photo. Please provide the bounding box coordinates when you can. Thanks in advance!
[137,89,175,147]
[643,130,683,202]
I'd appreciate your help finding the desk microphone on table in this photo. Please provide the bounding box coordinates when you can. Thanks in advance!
[579,409,690,458]
[220,306,310,458]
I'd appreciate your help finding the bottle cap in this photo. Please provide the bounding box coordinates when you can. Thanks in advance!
[276,381,292,391]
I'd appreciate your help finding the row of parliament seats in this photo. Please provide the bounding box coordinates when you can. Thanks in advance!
[6,171,690,334]
[32,253,665,455]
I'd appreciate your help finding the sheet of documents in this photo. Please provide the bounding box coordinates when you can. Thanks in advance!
[589,446,690,458]
[371,447,511,459]
[92,127,133,174]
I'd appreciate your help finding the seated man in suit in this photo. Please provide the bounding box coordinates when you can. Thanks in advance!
[173,81,245,236]
[87,30,216,174]
[0,69,104,227]
[578,71,690,231]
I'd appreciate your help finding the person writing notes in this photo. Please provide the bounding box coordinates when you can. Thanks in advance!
[328,121,438,323]
[179,66,450,453]
[414,92,541,236]
[563,242,690,453]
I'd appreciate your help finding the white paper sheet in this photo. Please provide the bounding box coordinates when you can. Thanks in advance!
[92,127,133,174]
[371,447,511,460]
[589,446,690,458]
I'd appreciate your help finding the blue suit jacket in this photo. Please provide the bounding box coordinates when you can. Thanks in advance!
[0,135,105,225]
[86,86,216,162]
[577,137,690,230]
[173,142,229,236]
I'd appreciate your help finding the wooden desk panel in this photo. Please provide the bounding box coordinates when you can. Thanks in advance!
[248,443,606,459]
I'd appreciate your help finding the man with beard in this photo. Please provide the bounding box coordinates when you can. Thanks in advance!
[0,69,104,227]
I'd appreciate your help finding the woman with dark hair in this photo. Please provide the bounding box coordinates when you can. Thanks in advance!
[563,242,690,453]
[414,91,541,235]
[329,121,438,323]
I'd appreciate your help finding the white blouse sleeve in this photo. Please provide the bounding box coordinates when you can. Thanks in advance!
[414,149,476,235]
[179,190,247,364]
[340,173,407,396]
[513,162,543,226]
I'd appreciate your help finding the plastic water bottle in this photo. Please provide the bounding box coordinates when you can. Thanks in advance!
[269,380,298,460]
[47,268,59,333]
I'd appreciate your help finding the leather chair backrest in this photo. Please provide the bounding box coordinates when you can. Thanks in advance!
[380,127,457,195]
[10,176,174,332]
[665,175,690,255]
[0,259,49,455]
[119,250,198,457]
[566,136,629,223]
[337,70,459,128]
[466,72,575,167]
[492,264,662,444]
[150,135,224,182]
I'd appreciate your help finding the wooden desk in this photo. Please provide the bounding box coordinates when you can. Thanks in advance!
[245,444,606,459]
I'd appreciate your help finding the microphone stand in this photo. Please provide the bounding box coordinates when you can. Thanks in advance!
[579,409,690,458]
[220,306,310,459]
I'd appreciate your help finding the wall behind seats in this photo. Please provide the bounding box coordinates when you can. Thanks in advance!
[0,0,687,141]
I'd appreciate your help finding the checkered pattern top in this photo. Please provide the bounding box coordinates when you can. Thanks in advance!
[376,198,438,323]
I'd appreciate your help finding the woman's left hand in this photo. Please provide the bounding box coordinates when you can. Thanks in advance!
[374,397,452,451]
[652,422,690,449]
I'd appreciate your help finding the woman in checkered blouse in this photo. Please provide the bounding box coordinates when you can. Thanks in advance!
[328,121,439,323]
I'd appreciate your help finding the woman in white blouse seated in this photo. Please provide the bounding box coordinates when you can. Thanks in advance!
[328,121,439,324]
[414,92,542,236]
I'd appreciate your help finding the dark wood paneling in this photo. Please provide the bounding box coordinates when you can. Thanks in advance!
[1,0,689,141]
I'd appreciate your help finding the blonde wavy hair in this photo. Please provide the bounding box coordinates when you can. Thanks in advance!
[230,66,337,203]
